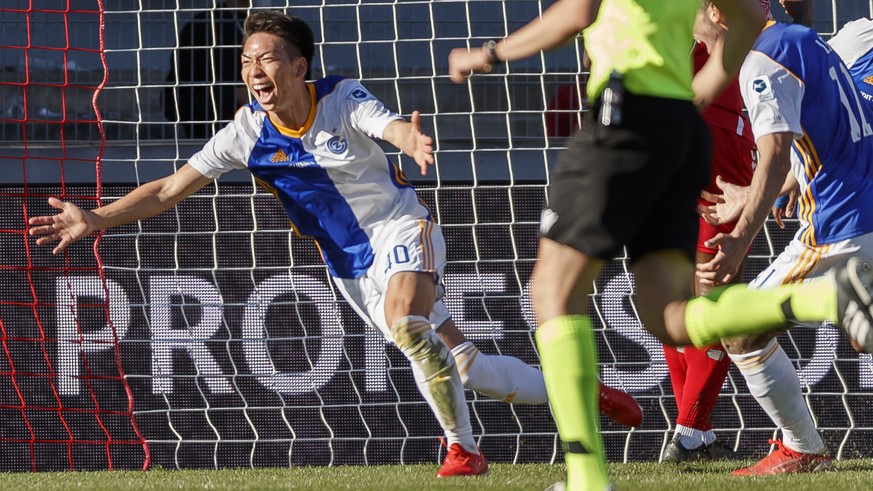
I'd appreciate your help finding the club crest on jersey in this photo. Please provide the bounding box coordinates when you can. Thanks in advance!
[349,88,372,101]
[865,75,873,86]
[751,75,774,100]
[326,136,348,154]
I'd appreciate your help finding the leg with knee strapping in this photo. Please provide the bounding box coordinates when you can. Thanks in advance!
[391,315,476,452]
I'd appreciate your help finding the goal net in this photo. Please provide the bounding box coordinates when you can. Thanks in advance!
[1,0,871,471]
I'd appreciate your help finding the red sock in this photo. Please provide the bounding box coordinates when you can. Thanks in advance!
[675,345,731,430]
[663,345,688,409]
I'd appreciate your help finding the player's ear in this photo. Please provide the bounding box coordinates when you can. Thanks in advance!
[297,57,308,78]
[707,4,720,23]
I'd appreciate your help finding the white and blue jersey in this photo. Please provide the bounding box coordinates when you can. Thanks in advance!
[188,76,430,279]
[829,18,873,105]
[740,21,873,247]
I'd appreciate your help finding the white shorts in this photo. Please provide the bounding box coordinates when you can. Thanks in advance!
[750,230,873,289]
[333,218,452,339]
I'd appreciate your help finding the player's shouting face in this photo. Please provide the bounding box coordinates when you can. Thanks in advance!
[241,32,307,114]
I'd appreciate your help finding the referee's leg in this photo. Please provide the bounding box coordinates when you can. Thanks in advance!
[532,238,610,491]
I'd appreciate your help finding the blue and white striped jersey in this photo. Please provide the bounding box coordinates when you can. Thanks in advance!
[829,17,873,105]
[188,76,430,279]
[739,21,873,246]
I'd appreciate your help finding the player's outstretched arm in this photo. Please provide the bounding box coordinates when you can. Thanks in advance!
[28,163,213,254]
[382,111,434,175]
[448,0,599,83]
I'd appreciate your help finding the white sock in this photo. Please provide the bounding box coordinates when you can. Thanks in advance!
[703,430,716,446]
[729,339,826,454]
[675,425,704,449]
[391,316,477,453]
[451,341,548,404]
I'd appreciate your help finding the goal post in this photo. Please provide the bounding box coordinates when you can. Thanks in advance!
[1,0,872,472]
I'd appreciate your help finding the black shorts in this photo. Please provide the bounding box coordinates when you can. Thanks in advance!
[542,92,711,262]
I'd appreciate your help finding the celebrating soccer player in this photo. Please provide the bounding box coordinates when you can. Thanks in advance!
[27,9,645,477]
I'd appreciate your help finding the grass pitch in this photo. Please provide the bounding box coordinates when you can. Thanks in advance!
[3,460,873,490]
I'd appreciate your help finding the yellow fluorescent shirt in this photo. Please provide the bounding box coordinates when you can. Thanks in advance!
[584,0,698,101]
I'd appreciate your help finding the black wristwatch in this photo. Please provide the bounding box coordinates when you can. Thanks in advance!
[483,40,501,65]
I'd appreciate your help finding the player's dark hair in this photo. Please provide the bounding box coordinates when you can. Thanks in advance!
[782,0,813,27]
[243,11,315,79]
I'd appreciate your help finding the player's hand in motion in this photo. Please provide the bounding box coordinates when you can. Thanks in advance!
[698,175,749,226]
[382,111,434,176]
[408,111,434,175]
[771,187,798,229]
[448,47,491,83]
[28,197,96,254]
[697,231,746,286]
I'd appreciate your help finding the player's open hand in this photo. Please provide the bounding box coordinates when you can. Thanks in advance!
[409,111,434,175]
[28,197,95,254]
[696,232,746,286]
[698,176,749,226]
[448,47,490,83]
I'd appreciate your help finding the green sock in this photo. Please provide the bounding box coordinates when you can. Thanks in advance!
[536,315,609,491]
[685,277,837,347]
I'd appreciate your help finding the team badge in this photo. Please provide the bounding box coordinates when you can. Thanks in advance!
[326,136,348,154]
[864,75,873,86]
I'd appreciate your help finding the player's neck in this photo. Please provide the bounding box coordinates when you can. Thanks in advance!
[269,84,312,131]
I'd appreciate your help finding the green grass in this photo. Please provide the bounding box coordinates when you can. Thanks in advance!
[3,460,873,490]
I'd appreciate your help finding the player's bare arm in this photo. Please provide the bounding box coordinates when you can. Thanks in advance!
[694,0,765,107]
[447,0,599,83]
[28,164,212,254]
[697,131,793,285]
[381,111,434,175]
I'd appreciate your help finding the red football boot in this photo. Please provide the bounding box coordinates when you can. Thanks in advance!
[732,439,832,475]
[436,443,489,477]
[599,383,643,427]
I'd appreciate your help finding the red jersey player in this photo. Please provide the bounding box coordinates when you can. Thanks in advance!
[661,1,768,461]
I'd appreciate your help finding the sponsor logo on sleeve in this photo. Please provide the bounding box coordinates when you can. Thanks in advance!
[750,75,774,101]
[349,87,372,101]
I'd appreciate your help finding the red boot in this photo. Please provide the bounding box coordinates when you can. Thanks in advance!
[599,383,643,427]
[732,439,832,475]
[436,443,489,477]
